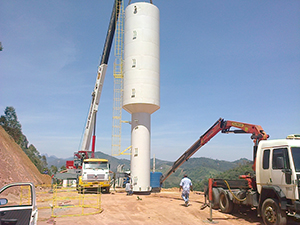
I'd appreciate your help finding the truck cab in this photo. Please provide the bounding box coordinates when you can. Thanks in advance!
[256,138,300,223]
[256,139,300,200]
[77,158,111,193]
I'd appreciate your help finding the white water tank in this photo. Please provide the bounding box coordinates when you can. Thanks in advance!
[123,2,160,114]
[123,2,160,193]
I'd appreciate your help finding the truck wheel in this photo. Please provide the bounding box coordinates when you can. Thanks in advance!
[261,198,287,225]
[211,188,220,209]
[76,178,79,190]
[102,187,110,194]
[219,190,233,213]
[78,186,83,194]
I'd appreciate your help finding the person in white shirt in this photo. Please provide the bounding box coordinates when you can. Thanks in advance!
[125,181,133,195]
[179,174,193,206]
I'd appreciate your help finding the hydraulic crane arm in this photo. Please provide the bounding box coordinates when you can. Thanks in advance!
[81,0,122,156]
[159,118,269,185]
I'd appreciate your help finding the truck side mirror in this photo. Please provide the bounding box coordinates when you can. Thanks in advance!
[282,168,292,184]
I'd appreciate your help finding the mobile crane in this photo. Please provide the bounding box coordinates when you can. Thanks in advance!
[160,118,269,184]
[75,0,122,193]
[81,0,122,159]
[206,136,300,225]
[65,0,122,171]
[160,118,300,225]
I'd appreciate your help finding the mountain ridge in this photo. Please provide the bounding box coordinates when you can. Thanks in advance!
[45,151,251,189]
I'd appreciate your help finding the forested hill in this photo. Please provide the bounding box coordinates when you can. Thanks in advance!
[0,126,51,187]
[0,107,48,174]
[153,157,252,190]
[46,151,131,172]
[46,152,252,191]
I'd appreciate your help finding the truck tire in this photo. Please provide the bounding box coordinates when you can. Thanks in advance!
[76,177,79,190]
[219,190,233,213]
[261,198,287,225]
[211,187,220,209]
[102,187,110,194]
[78,186,83,194]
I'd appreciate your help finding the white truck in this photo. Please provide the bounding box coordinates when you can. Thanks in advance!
[77,158,111,193]
[208,136,300,225]
[159,118,300,225]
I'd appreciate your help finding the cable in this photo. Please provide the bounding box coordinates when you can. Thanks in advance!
[223,179,247,202]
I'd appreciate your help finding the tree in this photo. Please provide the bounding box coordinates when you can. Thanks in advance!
[0,107,22,143]
[50,165,58,175]
[19,134,29,150]
[24,144,47,173]
[41,155,48,169]
[60,165,66,171]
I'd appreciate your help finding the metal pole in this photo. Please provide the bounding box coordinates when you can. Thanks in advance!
[153,154,155,172]
[203,178,218,224]
[208,178,213,221]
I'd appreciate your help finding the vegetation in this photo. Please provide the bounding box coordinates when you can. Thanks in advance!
[193,161,254,191]
[0,107,49,174]
[214,161,253,180]
[0,107,22,144]
[153,157,253,191]
[50,165,58,175]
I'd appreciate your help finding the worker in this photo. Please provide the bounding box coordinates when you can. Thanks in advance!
[125,181,133,195]
[179,174,193,206]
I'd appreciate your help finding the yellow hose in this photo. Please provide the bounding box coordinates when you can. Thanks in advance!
[223,179,247,202]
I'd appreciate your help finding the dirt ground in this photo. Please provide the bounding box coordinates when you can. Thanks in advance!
[37,188,268,225]
[0,127,51,188]
[37,187,300,225]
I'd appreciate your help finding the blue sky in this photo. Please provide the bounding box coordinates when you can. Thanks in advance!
[1,0,299,162]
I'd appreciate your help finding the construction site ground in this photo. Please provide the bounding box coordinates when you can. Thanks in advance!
[37,188,299,225]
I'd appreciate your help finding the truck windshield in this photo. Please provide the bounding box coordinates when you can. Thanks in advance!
[84,162,108,170]
[291,147,300,172]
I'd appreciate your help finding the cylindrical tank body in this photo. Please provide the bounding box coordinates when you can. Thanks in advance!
[123,2,160,193]
[130,112,151,192]
[123,2,160,114]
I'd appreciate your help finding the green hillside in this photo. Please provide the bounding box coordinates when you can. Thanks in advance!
[47,152,252,191]
[151,157,252,190]
[46,151,130,172]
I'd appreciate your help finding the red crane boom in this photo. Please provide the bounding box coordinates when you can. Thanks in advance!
[159,118,269,185]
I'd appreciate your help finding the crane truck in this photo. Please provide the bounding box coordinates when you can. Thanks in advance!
[160,118,300,225]
[76,0,122,194]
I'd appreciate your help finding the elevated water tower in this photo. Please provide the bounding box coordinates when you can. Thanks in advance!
[123,1,160,193]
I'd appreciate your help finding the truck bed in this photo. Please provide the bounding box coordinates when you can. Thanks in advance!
[213,179,249,189]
